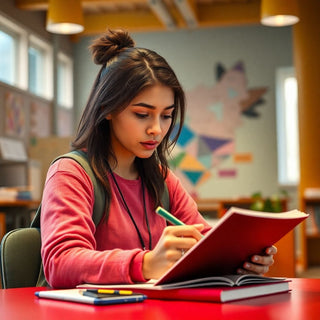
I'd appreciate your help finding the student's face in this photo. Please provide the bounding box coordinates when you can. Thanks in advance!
[107,84,175,160]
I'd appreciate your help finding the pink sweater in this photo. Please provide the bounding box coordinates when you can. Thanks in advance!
[41,158,211,288]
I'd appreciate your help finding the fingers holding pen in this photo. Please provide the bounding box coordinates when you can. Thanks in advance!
[154,206,204,251]
[162,225,202,254]
[164,224,204,244]
[142,224,204,280]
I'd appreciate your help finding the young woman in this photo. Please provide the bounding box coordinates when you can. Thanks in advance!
[41,29,276,288]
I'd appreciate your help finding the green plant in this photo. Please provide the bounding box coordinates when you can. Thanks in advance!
[250,190,288,213]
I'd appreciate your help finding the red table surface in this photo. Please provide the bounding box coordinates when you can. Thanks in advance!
[1,278,320,320]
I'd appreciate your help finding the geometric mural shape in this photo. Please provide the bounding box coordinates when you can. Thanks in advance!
[197,170,212,185]
[198,137,212,157]
[208,102,223,121]
[228,87,238,99]
[179,153,206,171]
[233,61,245,73]
[198,154,212,169]
[200,135,231,153]
[218,169,237,178]
[240,87,268,115]
[175,125,195,147]
[214,141,235,156]
[170,151,186,168]
[233,153,253,163]
[182,170,204,185]
[185,137,199,158]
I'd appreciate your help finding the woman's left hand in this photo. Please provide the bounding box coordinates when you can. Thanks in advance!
[237,246,277,275]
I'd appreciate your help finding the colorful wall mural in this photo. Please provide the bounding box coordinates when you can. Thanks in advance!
[170,61,267,197]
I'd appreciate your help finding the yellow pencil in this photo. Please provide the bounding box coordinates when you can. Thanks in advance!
[86,289,133,295]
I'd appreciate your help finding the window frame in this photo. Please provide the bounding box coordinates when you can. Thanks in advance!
[57,51,74,109]
[28,34,53,100]
[276,66,300,186]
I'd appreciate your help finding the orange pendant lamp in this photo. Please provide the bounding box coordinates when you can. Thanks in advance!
[46,0,84,35]
[261,0,299,27]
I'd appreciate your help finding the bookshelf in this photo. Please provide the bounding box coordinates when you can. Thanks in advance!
[0,200,40,240]
[300,196,320,269]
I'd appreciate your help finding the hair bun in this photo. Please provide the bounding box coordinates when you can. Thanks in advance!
[90,29,135,65]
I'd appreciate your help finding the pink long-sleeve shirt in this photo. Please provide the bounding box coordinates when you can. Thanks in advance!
[41,158,211,288]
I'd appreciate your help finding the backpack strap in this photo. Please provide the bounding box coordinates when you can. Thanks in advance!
[31,150,106,228]
[161,182,170,212]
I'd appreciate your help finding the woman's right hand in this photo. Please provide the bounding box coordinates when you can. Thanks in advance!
[142,224,204,280]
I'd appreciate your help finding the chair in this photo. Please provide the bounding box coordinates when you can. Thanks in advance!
[0,228,42,288]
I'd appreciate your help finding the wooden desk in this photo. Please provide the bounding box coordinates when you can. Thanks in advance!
[0,279,319,320]
[0,199,40,239]
[0,199,40,207]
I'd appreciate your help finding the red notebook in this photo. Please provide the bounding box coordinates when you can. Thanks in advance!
[125,282,291,303]
[78,275,291,303]
[155,207,307,285]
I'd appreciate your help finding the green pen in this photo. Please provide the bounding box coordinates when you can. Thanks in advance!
[156,206,204,238]
[155,206,185,226]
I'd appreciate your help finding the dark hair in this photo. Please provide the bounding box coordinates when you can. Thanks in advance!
[72,29,185,213]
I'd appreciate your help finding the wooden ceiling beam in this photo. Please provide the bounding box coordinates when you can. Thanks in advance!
[15,0,149,10]
[173,0,198,28]
[197,0,261,27]
[15,0,48,10]
[15,0,262,35]
[83,10,166,35]
[81,1,261,35]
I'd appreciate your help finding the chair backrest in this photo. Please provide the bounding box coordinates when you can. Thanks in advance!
[0,228,42,288]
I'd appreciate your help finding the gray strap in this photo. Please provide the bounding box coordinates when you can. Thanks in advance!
[161,183,170,212]
[31,150,106,228]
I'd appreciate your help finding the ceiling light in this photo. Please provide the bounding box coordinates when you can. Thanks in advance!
[46,0,84,35]
[261,0,299,27]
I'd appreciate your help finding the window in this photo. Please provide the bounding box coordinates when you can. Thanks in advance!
[276,67,299,186]
[28,45,43,95]
[0,29,16,85]
[57,52,73,109]
[0,15,27,89]
[28,35,53,99]
[0,13,53,96]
